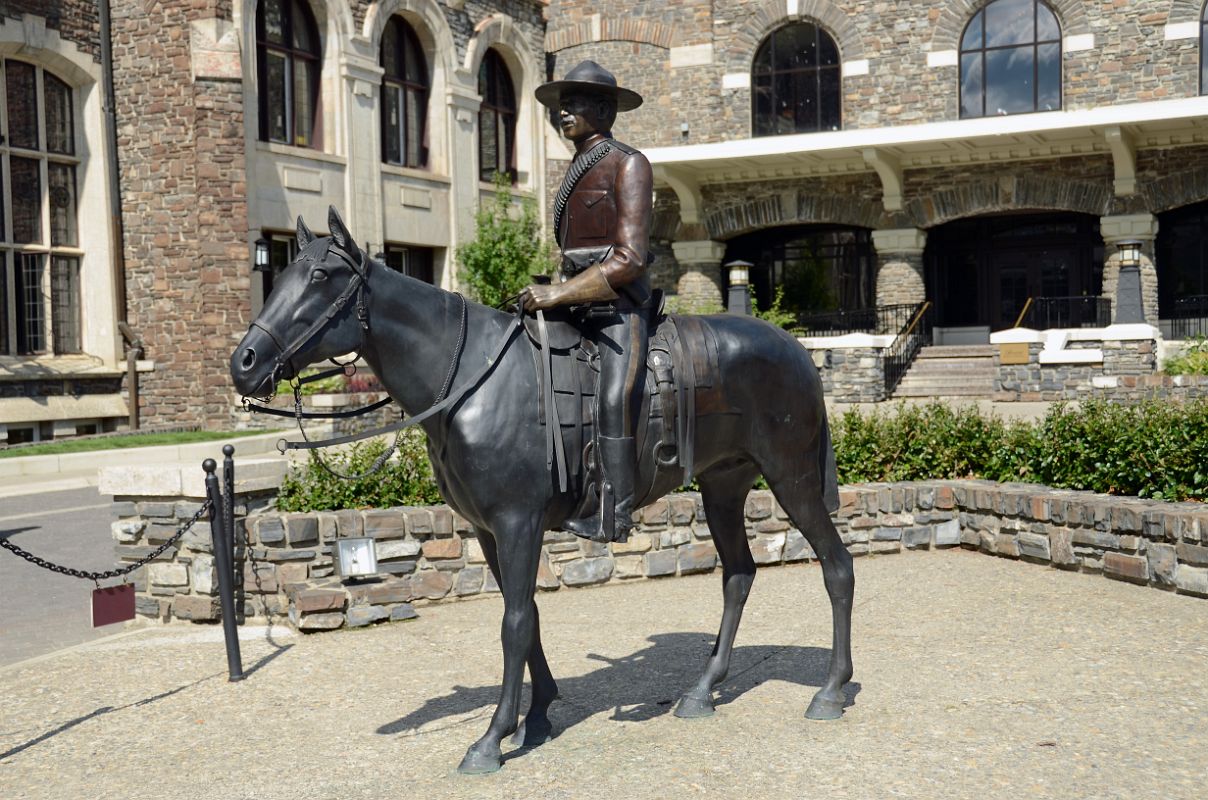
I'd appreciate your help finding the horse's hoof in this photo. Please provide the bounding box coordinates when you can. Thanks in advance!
[510,716,553,747]
[805,692,845,721]
[457,748,502,775]
[673,691,715,719]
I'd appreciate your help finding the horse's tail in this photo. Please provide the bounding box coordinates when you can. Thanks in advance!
[818,406,840,514]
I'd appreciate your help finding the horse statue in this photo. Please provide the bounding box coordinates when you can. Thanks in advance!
[230,207,855,775]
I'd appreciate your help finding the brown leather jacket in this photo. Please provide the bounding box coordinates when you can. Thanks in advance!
[558,134,653,305]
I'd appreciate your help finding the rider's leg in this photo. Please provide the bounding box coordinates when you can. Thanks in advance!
[565,309,647,542]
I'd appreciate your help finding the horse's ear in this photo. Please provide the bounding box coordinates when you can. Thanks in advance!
[296,216,315,247]
[327,206,357,255]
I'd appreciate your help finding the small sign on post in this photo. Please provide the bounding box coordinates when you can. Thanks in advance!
[92,584,136,627]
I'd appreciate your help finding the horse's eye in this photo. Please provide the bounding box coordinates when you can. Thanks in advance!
[311,268,328,283]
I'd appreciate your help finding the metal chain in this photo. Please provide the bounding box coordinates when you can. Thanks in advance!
[0,498,213,583]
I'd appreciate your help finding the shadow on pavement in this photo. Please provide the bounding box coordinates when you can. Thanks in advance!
[377,631,861,748]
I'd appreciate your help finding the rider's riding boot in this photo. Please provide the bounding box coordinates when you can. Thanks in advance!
[565,435,636,544]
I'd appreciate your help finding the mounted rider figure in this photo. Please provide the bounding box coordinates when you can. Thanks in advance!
[519,61,654,545]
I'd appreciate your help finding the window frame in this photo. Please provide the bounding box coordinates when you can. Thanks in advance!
[751,22,843,137]
[0,58,84,357]
[478,49,517,184]
[256,0,322,149]
[959,0,1062,119]
[381,16,430,169]
[1201,2,1208,95]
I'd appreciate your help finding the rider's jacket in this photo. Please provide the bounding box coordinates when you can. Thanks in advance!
[556,133,653,310]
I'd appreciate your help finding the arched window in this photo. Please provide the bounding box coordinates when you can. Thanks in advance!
[1,60,81,355]
[478,49,516,183]
[752,22,841,137]
[960,0,1061,118]
[257,0,321,147]
[381,16,428,168]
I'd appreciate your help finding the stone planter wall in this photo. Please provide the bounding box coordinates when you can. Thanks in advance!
[995,341,1208,401]
[105,471,1208,633]
[810,346,886,403]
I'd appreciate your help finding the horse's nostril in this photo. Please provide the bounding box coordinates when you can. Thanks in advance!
[241,348,256,370]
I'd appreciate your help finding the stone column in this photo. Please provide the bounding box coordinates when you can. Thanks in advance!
[1100,214,1159,325]
[872,228,927,307]
[339,49,386,252]
[446,85,483,291]
[669,240,726,312]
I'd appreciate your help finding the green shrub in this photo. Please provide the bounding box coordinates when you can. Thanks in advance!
[753,286,799,331]
[456,173,554,309]
[1164,337,1208,376]
[276,429,442,511]
[275,368,348,398]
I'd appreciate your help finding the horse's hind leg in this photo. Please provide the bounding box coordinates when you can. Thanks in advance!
[764,466,854,720]
[674,463,761,719]
[473,529,558,749]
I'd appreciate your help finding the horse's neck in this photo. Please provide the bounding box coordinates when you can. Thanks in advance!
[359,267,501,419]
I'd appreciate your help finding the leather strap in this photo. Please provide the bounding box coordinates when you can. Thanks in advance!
[537,310,569,493]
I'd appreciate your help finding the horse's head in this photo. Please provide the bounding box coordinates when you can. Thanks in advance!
[231,206,369,400]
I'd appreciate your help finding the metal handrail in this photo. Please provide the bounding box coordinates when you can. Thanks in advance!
[1012,297,1034,329]
[883,300,933,397]
[900,300,933,340]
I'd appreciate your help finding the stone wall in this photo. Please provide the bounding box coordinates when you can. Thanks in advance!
[810,346,885,403]
[108,477,1208,632]
[994,340,1208,401]
[1,0,101,59]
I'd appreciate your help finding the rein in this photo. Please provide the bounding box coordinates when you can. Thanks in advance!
[241,254,523,459]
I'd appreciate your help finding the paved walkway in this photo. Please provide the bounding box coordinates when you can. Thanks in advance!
[1,550,1204,800]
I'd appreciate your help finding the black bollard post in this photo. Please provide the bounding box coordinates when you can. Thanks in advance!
[204,458,244,681]
[223,445,245,625]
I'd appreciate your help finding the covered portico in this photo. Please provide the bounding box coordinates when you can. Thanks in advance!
[645,96,1208,341]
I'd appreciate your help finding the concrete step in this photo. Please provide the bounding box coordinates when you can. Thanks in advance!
[902,363,997,374]
[892,384,997,398]
[917,345,997,359]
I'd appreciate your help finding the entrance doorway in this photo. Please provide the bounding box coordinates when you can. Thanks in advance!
[925,213,1103,336]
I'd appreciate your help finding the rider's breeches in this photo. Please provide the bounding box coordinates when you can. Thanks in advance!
[589,309,649,439]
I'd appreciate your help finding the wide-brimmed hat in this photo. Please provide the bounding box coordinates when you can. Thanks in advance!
[535,60,643,112]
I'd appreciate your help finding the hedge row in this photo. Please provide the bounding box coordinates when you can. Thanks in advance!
[277,399,1208,511]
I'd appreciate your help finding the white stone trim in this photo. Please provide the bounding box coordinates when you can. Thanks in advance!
[1100,213,1159,243]
[671,240,727,264]
[722,72,750,90]
[926,49,958,68]
[797,333,896,349]
[1063,34,1095,53]
[871,228,926,254]
[841,59,869,77]
[671,43,713,69]
[1164,22,1200,41]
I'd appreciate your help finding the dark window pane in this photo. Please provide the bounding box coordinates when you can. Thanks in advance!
[383,85,401,164]
[753,75,773,136]
[1037,42,1061,111]
[773,72,796,134]
[48,163,77,247]
[405,88,425,167]
[0,160,5,241]
[381,20,400,77]
[819,33,839,67]
[0,254,7,353]
[820,68,841,131]
[263,0,285,44]
[290,0,314,52]
[985,0,1034,48]
[404,28,426,84]
[961,11,984,51]
[293,58,313,146]
[752,39,773,74]
[479,109,498,181]
[45,74,74,155]
[783,24,818,70]
[478,58,489,99]
[795,74,817,131]
[11,157,42,244]
[961,52,984,117]
[985,45,1035,114]
[266,51,289,142]
[16,252,45,354]
[1037,4,1060,41]
[51,255,80,354]
[6,60,38,149]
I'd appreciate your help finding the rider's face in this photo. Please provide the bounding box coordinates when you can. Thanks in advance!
[559,93,607,143]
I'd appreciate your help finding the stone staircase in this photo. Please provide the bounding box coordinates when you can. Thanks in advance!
[891,345,999,398]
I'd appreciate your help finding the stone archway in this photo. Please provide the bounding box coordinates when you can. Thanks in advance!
[929,0,1091,53]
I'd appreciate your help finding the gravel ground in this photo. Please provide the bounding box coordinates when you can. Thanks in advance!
[1,549,1205,800]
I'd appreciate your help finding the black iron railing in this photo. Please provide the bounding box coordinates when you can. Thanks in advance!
[794,303,920,337]
[1016,296,1111,330]
[884,301,933,397]
[1169,295,1208,340]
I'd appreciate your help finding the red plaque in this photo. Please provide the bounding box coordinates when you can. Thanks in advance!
[92,584,136,627]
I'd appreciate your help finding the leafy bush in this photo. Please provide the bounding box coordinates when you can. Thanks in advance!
[456,173,553,309]
[276,430,442,511]
[753,286,799,331]
[832,400,1208,501]
[1164,337,1208,376]
[664,294,724,316]
[275,368,347,398]
[277,400,1208,511]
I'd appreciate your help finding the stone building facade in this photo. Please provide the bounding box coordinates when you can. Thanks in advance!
[545,0,1208,341]
[0,0,545,438]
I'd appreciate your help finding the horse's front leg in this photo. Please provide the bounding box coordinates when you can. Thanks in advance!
[458,515,544,775]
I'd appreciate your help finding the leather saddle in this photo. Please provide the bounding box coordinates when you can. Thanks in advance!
[523,302,730,507]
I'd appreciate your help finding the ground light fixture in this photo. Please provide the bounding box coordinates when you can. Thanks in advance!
[333,537,379,578]
[725,259,754,315]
